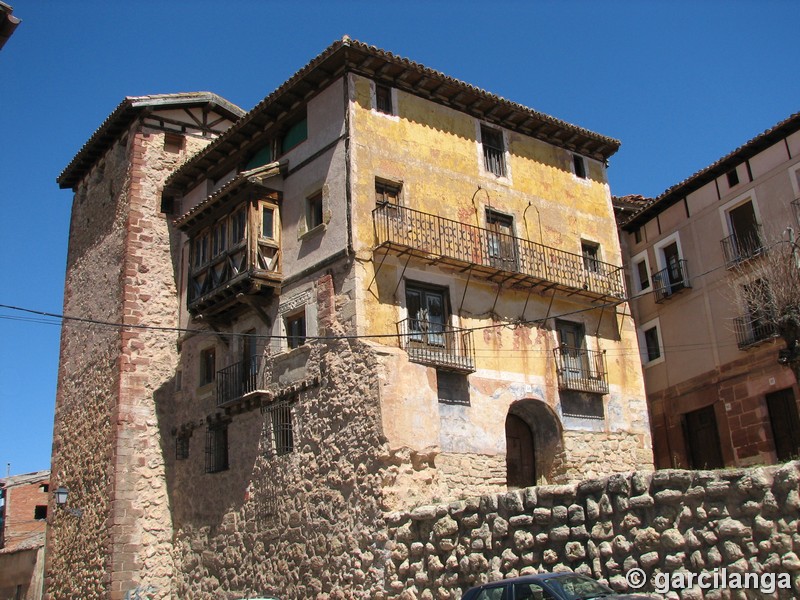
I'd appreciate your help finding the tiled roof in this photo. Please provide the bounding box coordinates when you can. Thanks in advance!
[57,93,245,190]
[164,36,621,195]
[621,111,800,230]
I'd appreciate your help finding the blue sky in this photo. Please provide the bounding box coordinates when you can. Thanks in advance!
[1,1,798,476]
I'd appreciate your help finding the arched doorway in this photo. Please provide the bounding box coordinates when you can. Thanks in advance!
[505,414,536,488]
[505,399,563,488]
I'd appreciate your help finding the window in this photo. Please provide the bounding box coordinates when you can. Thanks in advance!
[230,207,246,243]
[262,206,275,239]
[375,84,393,114]
[638,318,664,366]
[199,347,216,386]
[176,433,190,460]
[486,210,518,271]
[581,241,600,273]
[192,232,209,268]
[34,505,47,520]
[269,400,294,456]
[653,233,688,300]
[375,180,401,206]
[39,484,49,493]
[437,370,470,405]
[281,116,307,154]
[643,327,661,362]
[163,132,184,154]
[726,168,740,187]
[633,227,642,244]
[480,125,506,177]
[406,283,449,347]
[722,198,762,265]
[306,192,324,231]
[573,154,587,179]
[285,311,306,349]
[205,425,229,473]
[212,219,227,257]
[632,250,651,292]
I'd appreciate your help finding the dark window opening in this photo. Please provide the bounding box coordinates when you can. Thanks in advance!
[437,370,470,405]
[286,311,307,350]
[634,227,642,244]
[34,505,47,520]
[205,425,229,473]
[306,192,324,230]
[176,433,190,460]
[636,259,650,290]
[573,154,587,179]
[406,283,448,346]
[581,241,600,273]
[726,168,740,187]
[262,207,275,239]
[267,400,295,456]
[767,388,800,461]
[644,326,661,362]
[481,125,506,177]
[200,347,216,386]
[375,180,401,206]
[160,195,177,215]
[376,84,393,114]
[39,484,49,493]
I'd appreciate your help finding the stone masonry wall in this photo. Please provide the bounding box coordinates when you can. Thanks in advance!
[381,462,800,599]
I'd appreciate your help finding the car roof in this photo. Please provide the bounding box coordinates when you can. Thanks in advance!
[473,571,590,588]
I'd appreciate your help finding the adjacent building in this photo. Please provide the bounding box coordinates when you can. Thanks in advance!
[0,471,49,600]
[49,38,652,598]
[619,112,800,470]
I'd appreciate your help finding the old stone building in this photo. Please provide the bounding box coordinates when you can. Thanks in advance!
[50,38,652,598]
[618,112,800,470]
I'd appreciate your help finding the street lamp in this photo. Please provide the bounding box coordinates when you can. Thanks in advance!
[53,486,83,518]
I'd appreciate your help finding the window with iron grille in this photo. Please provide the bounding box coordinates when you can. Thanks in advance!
[176,432,190,460]
[265,400,295,456]
[480,125,506,177]
[375,84,393,114]
[205,425,229,473]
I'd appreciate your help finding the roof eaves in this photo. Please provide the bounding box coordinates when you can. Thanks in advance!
[57,92,245,190]
[621,111,800,230]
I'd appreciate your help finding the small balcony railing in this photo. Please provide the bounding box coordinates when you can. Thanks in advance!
[397,318,475,373]
[721,225,765,268]
[216,356,263,406]
[733,315,779,349]
[552,346,609,394]
[373,204,625,300]
[652,260,691,303]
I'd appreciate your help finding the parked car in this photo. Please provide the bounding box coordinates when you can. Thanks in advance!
[461,572,658,600]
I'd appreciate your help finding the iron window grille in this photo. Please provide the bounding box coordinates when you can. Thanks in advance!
[265,400,295,457]
[721,224,765,267]
[652,259,691,303]
[176,433,190,460]
[481,126,506,177]
[205,425,229,473]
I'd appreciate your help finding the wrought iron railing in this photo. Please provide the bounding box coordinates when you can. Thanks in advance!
[216,356,262,406]
[721,225,765,267]
[652,260,691,303]
[552,346,609,394]
[397,318,476,373]
[373,204,625,299]
[733,315,778,349]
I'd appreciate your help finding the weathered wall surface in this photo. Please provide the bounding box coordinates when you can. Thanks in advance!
[381,462,800,599]
[170,334,391,599]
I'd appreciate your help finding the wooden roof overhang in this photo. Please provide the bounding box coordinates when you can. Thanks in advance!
[57,93,245,190]
[164,37,621,198]
[175,162,284,234]
[622,111,800,232]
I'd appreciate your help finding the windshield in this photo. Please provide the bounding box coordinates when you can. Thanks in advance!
[544,574,612,600]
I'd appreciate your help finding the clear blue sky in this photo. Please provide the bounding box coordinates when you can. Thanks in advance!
[1,1,798,476]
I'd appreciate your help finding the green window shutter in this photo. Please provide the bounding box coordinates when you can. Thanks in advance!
[281,118,307,154]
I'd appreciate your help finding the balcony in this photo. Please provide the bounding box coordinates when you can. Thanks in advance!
[733,315,779,349]
[552,346,609,394]
[721,225,765,268]
[652,260,691,303]
[216,357,265,407]
[397,318,476,373]
[373,204,625,302]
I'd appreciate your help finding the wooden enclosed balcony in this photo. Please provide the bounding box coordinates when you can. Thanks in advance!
[552,346,608,394]
[373,204,624,301]
[397,318,476,373]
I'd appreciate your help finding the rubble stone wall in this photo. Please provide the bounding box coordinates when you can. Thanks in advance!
[382,462,800,600]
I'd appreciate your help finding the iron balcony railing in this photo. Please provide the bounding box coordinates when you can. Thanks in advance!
[652,260,691,303]
[721,225,765,268]
[397,318,476,373]
[373,204,625,300]
[552,346,609,394]
[216,356,262,406]
[733,315,778,349]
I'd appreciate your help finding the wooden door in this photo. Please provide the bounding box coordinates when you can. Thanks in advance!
[684,405,724,469]
[766,388,800,461]
[506,414,536,488]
